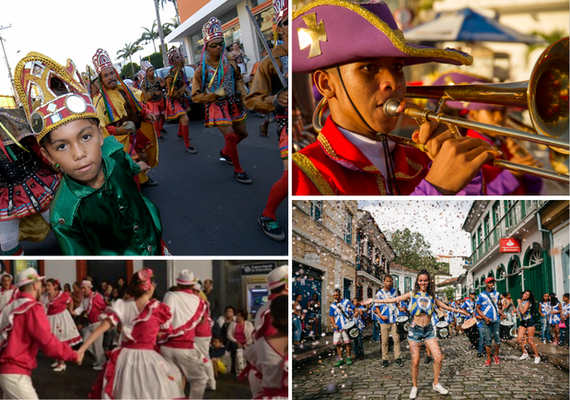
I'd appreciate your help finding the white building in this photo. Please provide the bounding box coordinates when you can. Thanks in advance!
[436,254,470,278]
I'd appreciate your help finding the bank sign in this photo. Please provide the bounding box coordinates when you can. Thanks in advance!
[500,238,521,253]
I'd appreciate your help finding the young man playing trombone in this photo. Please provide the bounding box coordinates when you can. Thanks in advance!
[291,0,501,195]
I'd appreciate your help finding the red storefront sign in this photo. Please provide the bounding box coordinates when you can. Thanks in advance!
[500,238,521,253]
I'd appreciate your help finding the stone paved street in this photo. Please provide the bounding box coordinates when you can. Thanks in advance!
[293,334,569,400]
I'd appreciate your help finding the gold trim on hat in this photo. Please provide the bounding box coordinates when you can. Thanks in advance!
[293,0,473,66]
[292,152,335,195]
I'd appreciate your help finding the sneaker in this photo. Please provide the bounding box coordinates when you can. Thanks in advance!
[53,364,66,372]
[235,172,252,184]
[158,136,165,142]
[396,358,404,367]
[334,359,345,367]
[50,361,59,368]
[381,360,389,368]
[432,383,449,395]
[484,358,492,366]
[346,357,352,365]
[409,387,418,399]
[534,356,541,364]
[425,356,433,364]
[543,340,546,344]
[142,177,158,186]
[219,150,233,165]
[186,146,197,154]
[493,356,500,365]
[258,216,285,241]
[160,129,167,134]
[93,364,104,371]
[477,352,484,358]
[519,353,530,360]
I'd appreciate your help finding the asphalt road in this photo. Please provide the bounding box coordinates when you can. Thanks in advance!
[17,113,288,256]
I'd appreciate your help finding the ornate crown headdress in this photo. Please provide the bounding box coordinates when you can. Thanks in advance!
[202,17,224,44]
[273,0,288,27]
[14,52,98,143]
[167,47,184,67]
[92,48,114,76]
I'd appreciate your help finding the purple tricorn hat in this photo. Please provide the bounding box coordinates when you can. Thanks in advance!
[292,0,473,74]
[431,70,505,111]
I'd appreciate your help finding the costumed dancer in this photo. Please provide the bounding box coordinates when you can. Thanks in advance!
[364,270,470,399]
[193,281,216,391]
[0,107,59,255]
[0,273,18,313]
[244,295,288,399]
[247,265,288,398]
[291,0,500,195]
[73,280,107,370]
[92,48,159,186]
[192,17,252,184]
[430,71,544,195]
[14,52,168,255]
[0,268,78,399]
[140,60,167,142]
[40,278,82,372]
[165,48,197,154]
[159,270,208,399]
[77,269,184,399]
[244,0,289,241]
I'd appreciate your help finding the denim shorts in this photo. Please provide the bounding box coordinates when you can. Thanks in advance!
[408,323,436,343]
[521,318,536,328]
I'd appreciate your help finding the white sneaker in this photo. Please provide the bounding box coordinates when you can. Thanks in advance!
[93,365,104,371]
[409,387,418,399]
[433,383,449,395]
[534,357,541,364]
[519,353,530,360]
[53,364,66,372]
[50,361,58,368]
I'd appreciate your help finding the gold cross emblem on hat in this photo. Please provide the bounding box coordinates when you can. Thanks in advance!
[297,13,327,58]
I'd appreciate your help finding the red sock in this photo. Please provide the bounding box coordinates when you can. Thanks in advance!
[177,121,182,137]
[262,170,288,220]
[236,134,247,145]
[181,124,190,148]
[223,133,243,173]
[154,121,162,138]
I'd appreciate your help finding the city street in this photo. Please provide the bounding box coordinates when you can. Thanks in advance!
[24,351,251,399]
[293,334,569,400]
[19,113,288,256]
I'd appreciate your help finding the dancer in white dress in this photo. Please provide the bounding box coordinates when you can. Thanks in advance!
[40,278,82,371]
[77,268,184,399]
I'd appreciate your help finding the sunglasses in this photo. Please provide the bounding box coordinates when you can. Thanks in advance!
[208,41,225,49]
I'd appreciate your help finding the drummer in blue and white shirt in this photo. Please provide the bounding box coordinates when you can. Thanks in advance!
[375,275,402,368]
[463,290,485,356]
[329,289,353,367]
[476,277,506,366]
[561,293,569,347]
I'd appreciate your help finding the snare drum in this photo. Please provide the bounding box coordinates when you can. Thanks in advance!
[500,320,515,340]
[396,316,409,336]
[457,316,465,327]
[343,320,360,340]
[462,317,479,349]
[436,321,450,339]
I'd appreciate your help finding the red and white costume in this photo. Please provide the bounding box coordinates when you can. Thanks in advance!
[160,289,208,399]
[194,296,216,390]
[90,298,183,399]
[244,337,288,399]
[0,286,18,313]
[74,291,107,367]
[0,292,77,399]
[41,291,82,346]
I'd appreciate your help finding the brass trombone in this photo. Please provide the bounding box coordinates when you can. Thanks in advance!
[312,37,569,184]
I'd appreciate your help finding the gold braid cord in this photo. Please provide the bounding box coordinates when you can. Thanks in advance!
[292,153,335,195]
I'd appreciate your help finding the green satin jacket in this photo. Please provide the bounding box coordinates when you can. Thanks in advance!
[50,136,162,255]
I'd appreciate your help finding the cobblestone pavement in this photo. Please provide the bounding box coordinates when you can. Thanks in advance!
[293,334,569,400]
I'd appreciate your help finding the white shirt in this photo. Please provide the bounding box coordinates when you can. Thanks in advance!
[339,126,397,193]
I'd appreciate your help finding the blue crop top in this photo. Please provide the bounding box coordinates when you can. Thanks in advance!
[409,292,435,317]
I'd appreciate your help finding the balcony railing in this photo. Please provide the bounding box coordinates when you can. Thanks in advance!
[469,200,545,266]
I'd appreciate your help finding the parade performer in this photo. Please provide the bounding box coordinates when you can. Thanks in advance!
[92,48,159,186]
[40,278,82,371]
[365,270,470,399]
[244,295,288,399]
[516,290,540,364]
[77,269,184,399]
[0,107,59,255]
[193,281,217,390]
[248,265,288,397]
[244,0,289,241]
[0,273,18,313]
[548,293,562,346]
[192,17,252,184]
[430,71,544,194]
[160,270,208,399]
[14,52,168,255]
[376,274,403,367]
[165,48,197,154]
[0,268,78,399]
[292,0,500,195]
[73,280,106,370]
[139,60,167,142]
[462,290,485,356]
[476,277,506,366]
[330,288,353,367]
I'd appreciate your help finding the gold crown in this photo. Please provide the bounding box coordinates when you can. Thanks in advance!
[14,52,98,143]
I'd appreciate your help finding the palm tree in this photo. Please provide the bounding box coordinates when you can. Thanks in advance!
[159,0,180,25]
[116,42,143,78]
[140,21,159,53]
